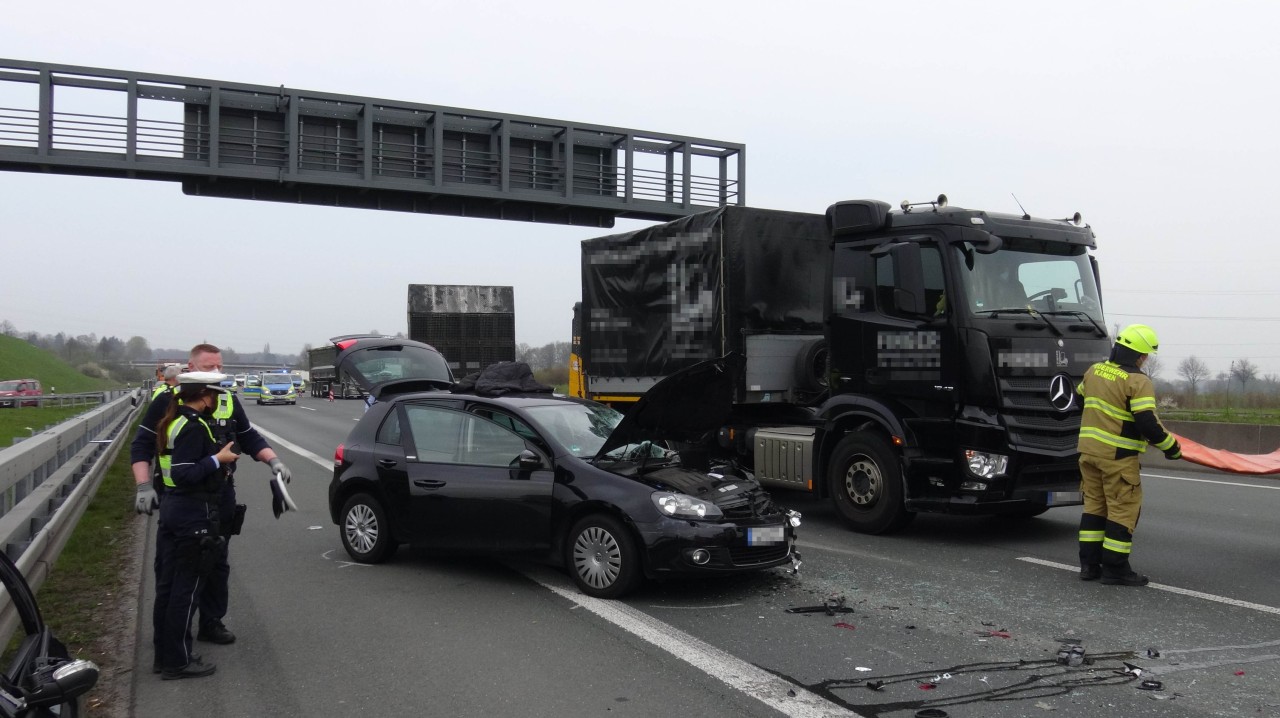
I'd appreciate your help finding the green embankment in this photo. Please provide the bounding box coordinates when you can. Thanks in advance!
[0,335,124,445]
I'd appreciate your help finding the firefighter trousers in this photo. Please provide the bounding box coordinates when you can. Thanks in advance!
[1078,453,1143,570]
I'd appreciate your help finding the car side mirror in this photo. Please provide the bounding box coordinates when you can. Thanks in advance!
[23,659,100,709]
[516,450,543,471]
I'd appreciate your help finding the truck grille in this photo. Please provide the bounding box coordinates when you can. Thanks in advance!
[999,376,1081,454]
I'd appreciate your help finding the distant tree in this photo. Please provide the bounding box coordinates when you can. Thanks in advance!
[1231,358,1259,393]
[1143,355,1162,381]
[125,335,152,362]
[97,336,124,361]
[1177,356,1209,395]
[0,320,16,336]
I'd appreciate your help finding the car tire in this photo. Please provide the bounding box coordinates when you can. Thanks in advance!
[566,514,642,599]
[340,493,398,563]
[829,433,914,535]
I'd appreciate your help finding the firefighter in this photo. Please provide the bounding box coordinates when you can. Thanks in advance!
[152,372,238,679]
[1076,324,1181,586]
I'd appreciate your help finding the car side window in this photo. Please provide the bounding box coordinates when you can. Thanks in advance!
[403,404,465,463]
[375,410,402,446]
[459,416,530,467]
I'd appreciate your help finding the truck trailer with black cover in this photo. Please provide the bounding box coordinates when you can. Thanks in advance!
[573,199,1112,533]
[407,284,516,379]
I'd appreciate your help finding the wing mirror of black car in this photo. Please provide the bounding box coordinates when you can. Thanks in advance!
[515,450,543,472]
[22,659,100,710]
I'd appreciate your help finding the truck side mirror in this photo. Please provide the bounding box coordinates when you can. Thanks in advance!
[888,242,926,316]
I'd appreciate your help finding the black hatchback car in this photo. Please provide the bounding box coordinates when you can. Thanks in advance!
[327,356,799,598]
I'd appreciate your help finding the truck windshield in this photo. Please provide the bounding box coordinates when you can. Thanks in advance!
[953,241,1103,323]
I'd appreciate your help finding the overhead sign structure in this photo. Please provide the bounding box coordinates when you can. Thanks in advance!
[0,59,745,227]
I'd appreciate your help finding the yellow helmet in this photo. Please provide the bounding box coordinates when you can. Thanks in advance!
[1116,324,1159,354]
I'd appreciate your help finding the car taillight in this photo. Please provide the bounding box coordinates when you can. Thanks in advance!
[334,444,344,465]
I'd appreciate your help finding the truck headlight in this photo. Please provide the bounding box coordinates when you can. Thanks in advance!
[652,492,723,520]
[964,450,1008,479]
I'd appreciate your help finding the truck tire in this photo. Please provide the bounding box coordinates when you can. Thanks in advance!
[828,433,914,534]
[794,339,829,391]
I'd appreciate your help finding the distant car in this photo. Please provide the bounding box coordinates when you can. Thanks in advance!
[219,376,237,393]
[0,378,42,408]
[258,374,297,405]
[327,355,799,599]
[242,375,262,398]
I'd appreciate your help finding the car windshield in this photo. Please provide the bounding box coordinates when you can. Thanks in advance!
[263,374,293,386]
[953,240,1103,322]
[0,381,20,391]
[245,377,261,386]
[525,402,623,458]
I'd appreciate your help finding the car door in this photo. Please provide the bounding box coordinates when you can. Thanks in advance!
[401,403,554,552]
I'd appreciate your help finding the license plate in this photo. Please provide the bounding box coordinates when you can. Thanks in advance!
[747,526,784,545]
[1046,491,1083,507]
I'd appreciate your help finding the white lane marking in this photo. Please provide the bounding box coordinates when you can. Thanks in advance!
[299,406,316,411]
[521,565,862,718]
[1143,472,1280,491]
[254,426,333,468]
[649,603,744,610]
[1016,557,1280,616]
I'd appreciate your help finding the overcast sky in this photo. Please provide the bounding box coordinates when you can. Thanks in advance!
[3,1,1278,379]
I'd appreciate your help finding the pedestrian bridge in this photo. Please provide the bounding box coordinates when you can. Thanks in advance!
[0,59,744,227]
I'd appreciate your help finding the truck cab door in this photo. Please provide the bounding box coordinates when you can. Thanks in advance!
[830,237,957,406]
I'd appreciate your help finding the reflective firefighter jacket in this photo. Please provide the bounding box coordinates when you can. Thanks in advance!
[1076,360,1176,460]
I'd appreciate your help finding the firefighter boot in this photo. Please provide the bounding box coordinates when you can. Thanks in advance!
[1101,561,1149,586]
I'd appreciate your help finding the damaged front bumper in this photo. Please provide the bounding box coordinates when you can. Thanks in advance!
[634,509,801,578]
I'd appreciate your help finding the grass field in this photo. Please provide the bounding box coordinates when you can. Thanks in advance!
[0,406,104,447]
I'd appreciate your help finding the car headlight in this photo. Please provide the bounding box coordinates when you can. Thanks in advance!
[651,492,723,520]
[964,449,1009,479]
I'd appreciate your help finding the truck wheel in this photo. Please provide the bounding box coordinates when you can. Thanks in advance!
[829,433,913,534]
[794,339,829,391]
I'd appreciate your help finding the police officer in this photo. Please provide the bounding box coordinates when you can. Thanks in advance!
[131,343,293,650]
[153,371,238,679]
[1076,324,1181,586]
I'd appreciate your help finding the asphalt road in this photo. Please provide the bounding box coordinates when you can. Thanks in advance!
[131,395,1280,717]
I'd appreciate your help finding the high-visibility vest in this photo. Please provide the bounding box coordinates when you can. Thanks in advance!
[158,393,237,481]
[161,414,216,488]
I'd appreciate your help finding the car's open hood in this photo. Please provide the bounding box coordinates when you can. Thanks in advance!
[594,353,743,460]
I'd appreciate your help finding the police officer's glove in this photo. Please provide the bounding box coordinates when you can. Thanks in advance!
[268,458,292,484]
[1163,441,1182,461]
[135,481,159,515]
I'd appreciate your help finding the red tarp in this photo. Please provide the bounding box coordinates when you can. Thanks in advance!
[1171,433,1280,475]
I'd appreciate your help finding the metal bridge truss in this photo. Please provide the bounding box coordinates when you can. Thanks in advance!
[0,59,745,227]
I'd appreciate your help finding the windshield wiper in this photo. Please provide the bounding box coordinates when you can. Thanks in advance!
[976,307,1063,336]
[1043,310,1108,337]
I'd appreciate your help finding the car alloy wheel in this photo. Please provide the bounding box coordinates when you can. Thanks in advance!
[573,526,622,589]
[340,493,397,563]
[566,514,641,599]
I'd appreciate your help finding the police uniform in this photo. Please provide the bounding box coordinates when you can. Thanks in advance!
[153,373,233,678]
[1075,324,1180,586]
[133,373,270,649]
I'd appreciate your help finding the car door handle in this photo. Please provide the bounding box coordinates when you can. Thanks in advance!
[413,479,446,489]
[377,459,398,468]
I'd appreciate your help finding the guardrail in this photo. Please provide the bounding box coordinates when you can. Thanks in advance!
[0,389,142,646]
[0,391,112,411]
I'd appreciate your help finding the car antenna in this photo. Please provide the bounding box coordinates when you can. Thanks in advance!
[1011,193,1030,220]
